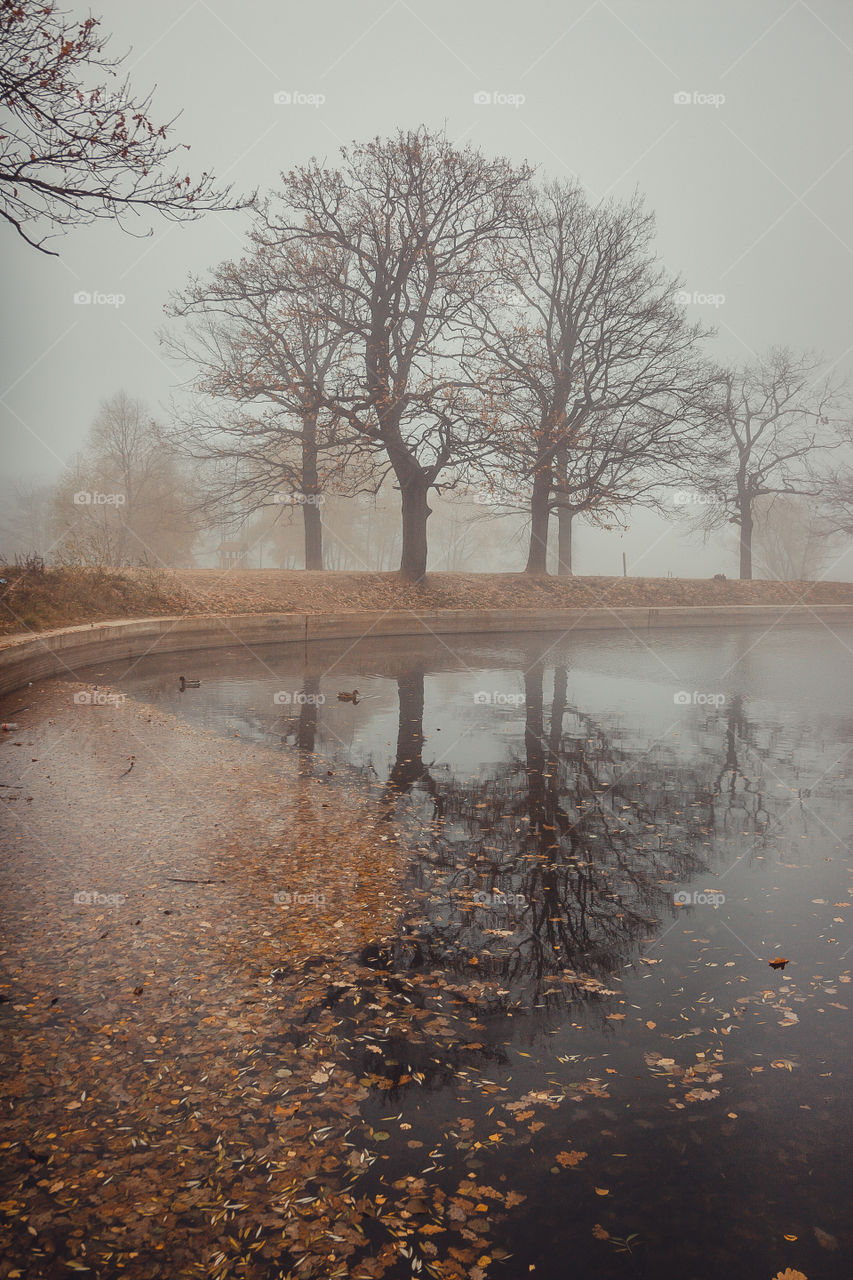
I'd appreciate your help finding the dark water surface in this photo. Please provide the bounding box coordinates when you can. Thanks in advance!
[76,623,853,1278]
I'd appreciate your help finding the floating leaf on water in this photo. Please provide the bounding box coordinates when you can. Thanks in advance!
[555,1149,587,1167]
[813,1226,839,1251]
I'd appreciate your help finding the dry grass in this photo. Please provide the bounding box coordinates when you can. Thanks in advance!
[2,561,852,636]
[0,559,192,635]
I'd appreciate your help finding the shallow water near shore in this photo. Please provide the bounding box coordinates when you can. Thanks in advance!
[2,622,851,1278]
[61,621,853,1278]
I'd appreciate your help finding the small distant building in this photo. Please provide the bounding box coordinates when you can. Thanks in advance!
[217,538,250,570]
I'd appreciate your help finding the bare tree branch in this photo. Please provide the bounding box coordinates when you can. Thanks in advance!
[0,0,252,254]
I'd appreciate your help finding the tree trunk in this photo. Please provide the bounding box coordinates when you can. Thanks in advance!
[738,502,753,580]
[553,446,573,576]
[524,662,546,828]
[301,415,324,570]
[556,509,573,575]
[302,500,323,570]
[399,474,431,582]
[525,467,552,575]
[296,675,320,761]
[389,668,426,791]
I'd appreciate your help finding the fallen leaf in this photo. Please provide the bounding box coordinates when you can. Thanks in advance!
[556,1150,587,1167]
[814,1226,839,1251]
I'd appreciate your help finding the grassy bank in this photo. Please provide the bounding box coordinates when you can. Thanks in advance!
[3,561,853,636]
[0,561,192,635]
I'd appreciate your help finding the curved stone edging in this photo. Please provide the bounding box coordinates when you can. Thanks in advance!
[2,603,852,697]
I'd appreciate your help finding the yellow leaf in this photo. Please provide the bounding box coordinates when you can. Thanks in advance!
[594,1187,609,1196]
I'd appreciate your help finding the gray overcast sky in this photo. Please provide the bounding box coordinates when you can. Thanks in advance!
[2,0,853,575]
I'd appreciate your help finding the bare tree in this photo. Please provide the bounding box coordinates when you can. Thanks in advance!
[51,392,198,565]
[549,402,697,575]
[428,493,502,572]
[688,348,845,579]
[477,181,714,575]
[752,494,840,581]
[167,237,366,570]
[0,0,249,254]
[320,491,401,571]
[257,127,532,581]
[818,420,853,538]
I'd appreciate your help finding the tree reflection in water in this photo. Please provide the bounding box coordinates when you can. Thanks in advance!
[366,660,707,1007]
[263,642,795,1019]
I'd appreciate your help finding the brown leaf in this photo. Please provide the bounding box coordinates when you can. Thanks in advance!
[556,1149,588,1167]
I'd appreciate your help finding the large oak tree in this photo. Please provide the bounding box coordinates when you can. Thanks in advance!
[477,181,714,575]
[255,127,532,580]
[167,237,364,571]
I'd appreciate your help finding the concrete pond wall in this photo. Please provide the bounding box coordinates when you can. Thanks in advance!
[2,604,853,697]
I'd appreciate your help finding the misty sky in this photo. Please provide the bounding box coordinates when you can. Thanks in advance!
[2,0,853,577]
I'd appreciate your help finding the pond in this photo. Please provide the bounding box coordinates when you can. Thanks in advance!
[70,622,853,1279]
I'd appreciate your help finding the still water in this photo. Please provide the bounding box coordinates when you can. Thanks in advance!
[82,623,853,1278]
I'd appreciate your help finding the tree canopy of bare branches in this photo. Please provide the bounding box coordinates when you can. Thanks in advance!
[476,181,715,574]
[166,236,371,570]
[685,348,845,579]
[752,494,840,581]
[0,0,249,254]
[51,392,198,566]
[252,127,533,580]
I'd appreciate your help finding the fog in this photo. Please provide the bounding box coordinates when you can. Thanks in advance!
[2,0,853,577]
